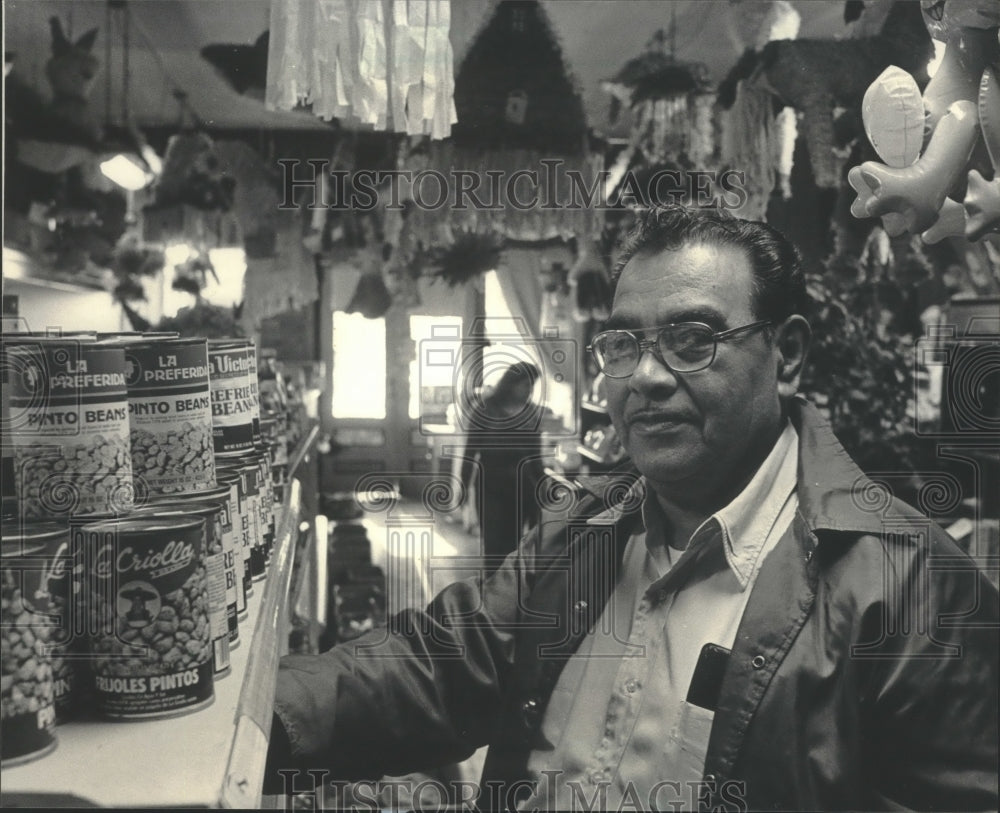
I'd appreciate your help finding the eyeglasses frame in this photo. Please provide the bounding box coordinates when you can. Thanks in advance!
[586,319,773,378]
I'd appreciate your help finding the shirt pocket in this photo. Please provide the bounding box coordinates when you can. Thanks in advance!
[667,700,715,784]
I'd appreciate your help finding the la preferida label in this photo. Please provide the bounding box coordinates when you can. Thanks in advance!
[125,339,216,498]
[5,340,133,519]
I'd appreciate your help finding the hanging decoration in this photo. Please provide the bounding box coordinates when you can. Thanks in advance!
[265,0,457,139]
[601,25,714,167]
[425,228,505,287]
[13,18,102,173]
[568,240,611,323]
[848,3,1000,243]
[718,1,933,191]
[450,0,587,156]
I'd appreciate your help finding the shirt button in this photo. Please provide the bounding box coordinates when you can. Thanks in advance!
[704,773,717,785]
[657,588,668,602]
[573,600,588,614]
[624,678,639,694]
[751,655,766,669]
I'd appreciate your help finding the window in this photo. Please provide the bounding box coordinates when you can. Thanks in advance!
[331,311,386,419]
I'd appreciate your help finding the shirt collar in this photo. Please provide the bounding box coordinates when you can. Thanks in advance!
[593,421,798,590]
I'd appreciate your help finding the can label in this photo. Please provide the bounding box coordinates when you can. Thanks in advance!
[246,342,262,445]
[79,518,214,718]
[1,535,57,765]
[208,344,255,455]
[124,339,216,498]
[5,341,133,519]
[24,526,78,723]
[128,502,231,676]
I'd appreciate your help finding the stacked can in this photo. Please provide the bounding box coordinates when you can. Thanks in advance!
[128,501,231,679]
[1,525,60,766]
[215,458,265,582]
[4,337,134,520]
[121,337,216,501]
[215,468,252,611]
[73,516,214,719]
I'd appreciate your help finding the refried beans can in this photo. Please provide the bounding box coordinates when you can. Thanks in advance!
[128,501,231,676]
[4,338,134,520]
[1,526,58,766]
[215,469,251,613]
[76,516,214,719]
[122,338,216,499]
[207,341,255,457]
[245,340,262,446]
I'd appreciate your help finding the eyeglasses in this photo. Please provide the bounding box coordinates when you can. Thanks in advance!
[587,320,771,378]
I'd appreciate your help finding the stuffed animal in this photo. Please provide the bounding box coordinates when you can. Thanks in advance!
[848,0,1000,242]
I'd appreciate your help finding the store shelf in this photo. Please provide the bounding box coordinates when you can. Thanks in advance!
[1,480,303,809]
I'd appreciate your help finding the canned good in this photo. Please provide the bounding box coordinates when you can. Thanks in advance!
[215,470,252,611]
[216,459,265,581]
[3,522,80,723]
[207,341,255,456]
[123,338,216,499]
[76,516,214,719]
[4,338,134,519]
[245,341,262,446]
[1,527,58,766]
[128,501,231,676]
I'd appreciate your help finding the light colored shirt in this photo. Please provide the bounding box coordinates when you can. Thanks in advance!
[522,422,799,812]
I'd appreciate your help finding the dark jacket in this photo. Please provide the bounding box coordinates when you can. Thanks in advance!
[269,399,999,811]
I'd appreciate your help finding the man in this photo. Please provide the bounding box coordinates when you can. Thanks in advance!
[266,205,998,811]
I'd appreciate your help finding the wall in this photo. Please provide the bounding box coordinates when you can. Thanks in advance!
[3,279,125,334]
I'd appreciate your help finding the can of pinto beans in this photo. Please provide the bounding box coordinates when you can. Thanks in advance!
[1,526,58,766]
[207,340,256,457]
[75,516,214,719]
[3,338,134,520]
[128,501,231,676]
[122,338,216,500]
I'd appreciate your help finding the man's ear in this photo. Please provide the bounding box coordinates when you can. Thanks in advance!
[774,315,811,398]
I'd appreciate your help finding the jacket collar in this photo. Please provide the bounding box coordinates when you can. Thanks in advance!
[572,397,907,541]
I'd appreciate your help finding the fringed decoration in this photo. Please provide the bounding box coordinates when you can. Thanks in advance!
[266,0,457,139]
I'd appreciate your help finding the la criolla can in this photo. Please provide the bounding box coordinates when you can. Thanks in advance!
[128,501,231,677]
[1,526,58,766]
[4,338,134,520]
[207,340,255,457]
[76,516,214,719]
[146,483,242,644]
[122,338,216,500]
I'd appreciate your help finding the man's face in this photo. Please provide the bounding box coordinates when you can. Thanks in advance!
[604,241,785,502]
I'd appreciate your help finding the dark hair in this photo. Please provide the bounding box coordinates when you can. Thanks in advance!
[496,361,540,393]
[612,205,809,325]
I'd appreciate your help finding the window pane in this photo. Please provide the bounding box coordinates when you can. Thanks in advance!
[332,311,385,419]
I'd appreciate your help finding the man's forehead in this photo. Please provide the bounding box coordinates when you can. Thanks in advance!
[611,241,755,324]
